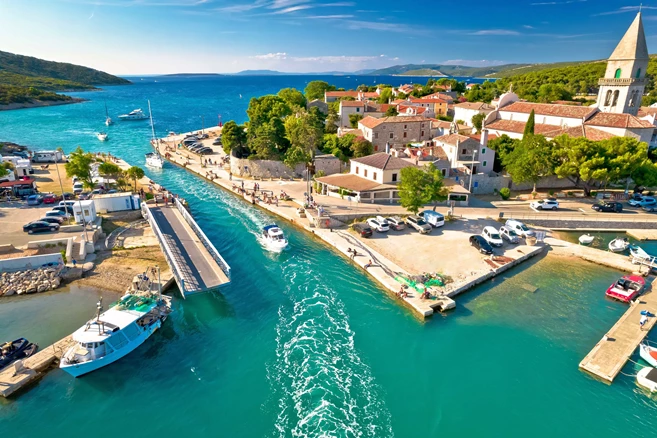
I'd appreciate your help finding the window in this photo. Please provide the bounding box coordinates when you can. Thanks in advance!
[373,172,377,180]
[389,133,393,139]
[404,124,408,129]
[637,68,642,78]
[375,133,378,139]
[482,148,486,154]
[441,169,446,176]
[462,148,467,154]
[392,173,397,182]
[355,166,359,175]
[403,132,407,138]
[612,90,619,106]
[483,161,487,167]
[615,68,622,78]
[364,169,368,177]
[605,90,612,106]
[356,108,360,112]
[421,130,425,137]
[421,123,425,128]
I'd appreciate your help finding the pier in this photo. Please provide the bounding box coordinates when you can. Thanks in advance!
[579,282,657,383]
[142,198,230,298]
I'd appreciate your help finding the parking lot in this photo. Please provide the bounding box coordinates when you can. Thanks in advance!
[0,204,79,247]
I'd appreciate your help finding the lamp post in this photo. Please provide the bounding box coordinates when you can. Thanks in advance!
[200,115,205,135]
[467,149,478,194]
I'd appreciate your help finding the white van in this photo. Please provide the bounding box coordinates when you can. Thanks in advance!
[73,182,84,194]
[419,210,445,228]
[504,219,534,237]
[59,200,76,208]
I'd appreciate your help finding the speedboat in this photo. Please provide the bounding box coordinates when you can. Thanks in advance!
[118,109,148,121]
[96,132,108,141]
[0,338,38,370]
[145,152,163,168]
[579,234,595,245]
[59,294,171,377]
[636,366,657,392]
[605,274,645,303]
[262,224,288,252]
[640,342,657,367]
[630,245,657,264]
[608,237,630,253]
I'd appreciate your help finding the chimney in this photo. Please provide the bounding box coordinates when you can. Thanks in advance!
[385,142,391,154]
[481,128,489,147]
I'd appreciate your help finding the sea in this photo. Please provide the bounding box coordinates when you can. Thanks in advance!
[0,75,656,437]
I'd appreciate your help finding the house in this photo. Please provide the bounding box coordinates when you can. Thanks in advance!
[433,130,496,175]
[338,100,365,127]
[0,177,36,197]
[424,92,454,104]
[324,90,379,103]
[393,84,415,96]
[407,97,449,116]
[453,102,496,126]
[358,116,433,151]
[1,156,33,177]
[307,99,328,114]
[397,105,429,117]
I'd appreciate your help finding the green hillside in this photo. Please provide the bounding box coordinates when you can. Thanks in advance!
[368,63,531,77]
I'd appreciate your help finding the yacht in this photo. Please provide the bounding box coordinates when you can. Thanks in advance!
[60,294,171,377]
[118,108,148,121]
[145,100,164,168]
[96,132,108,141]
[262,224,288,252]
[104,102,113,126]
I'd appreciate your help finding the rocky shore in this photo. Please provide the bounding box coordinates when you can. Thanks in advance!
[0,264,64,296]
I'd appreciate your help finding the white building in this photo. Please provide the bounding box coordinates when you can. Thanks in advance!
[453,102,496,127]
[73,200,97,224]
[433,130,496,175]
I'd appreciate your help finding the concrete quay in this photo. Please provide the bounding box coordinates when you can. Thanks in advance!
[545,236,641,273]
[626,229,657,241]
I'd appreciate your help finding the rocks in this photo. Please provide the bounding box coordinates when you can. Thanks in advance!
[0,264,65,297]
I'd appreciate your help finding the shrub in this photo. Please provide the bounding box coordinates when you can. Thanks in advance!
[531,191,538,199]
[499,187,511,200]
[145,192,154,200]
[567,191,574,197]
[60,249,67,264]
[548,190,554,196]
[590,191,597,198]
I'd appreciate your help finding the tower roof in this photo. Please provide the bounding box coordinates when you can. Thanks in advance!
[609,12,649,61]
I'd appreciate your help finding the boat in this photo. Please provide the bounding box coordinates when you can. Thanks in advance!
[104,102,112,126]
[636,366,657,392]
[609,237,630,253]
[118,108,148,121]
[145,101,164,168]
[579,234,595,245]
[59,294,171,377]
[630,245,657,264]
[640,342,657,367]
[262,224,288,252]
[96,132,108,141]
[0,338,38,370]
[605,274,645,303]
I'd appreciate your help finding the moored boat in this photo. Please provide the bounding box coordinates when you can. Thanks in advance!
[96,132,108,141]
[104,102,113,126]
[145,152,163,168]
[262,224,288,252]
[630,244,657,264]
[636,366,657,392]
[118,108,148,121]
[0,338,38,370]
[608,237,630,253]
[640,342,657,367]
[579,234,595,245]
[605,274,645,303]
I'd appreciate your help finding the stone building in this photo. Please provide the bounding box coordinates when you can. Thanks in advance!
[358,116,433,152]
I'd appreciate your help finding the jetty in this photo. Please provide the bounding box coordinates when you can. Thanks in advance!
[579,281,657,383]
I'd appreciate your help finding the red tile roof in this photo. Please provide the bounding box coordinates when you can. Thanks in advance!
[542,125,616,141]
[584,112,654,129]
[326,91,360,98]
[409,98,447,104]
[486,119,562,135]
[358,115,428,129]
[351,152,417,170]
[434,133,480,148]
[499,101,596,119]
[455,102,495,111]
[398,105,428,115]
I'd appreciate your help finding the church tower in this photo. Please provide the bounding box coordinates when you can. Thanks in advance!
[596,12,649,116]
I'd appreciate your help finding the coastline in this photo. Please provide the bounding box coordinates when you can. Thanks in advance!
[0,97,86,112]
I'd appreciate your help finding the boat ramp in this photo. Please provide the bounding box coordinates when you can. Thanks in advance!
[579,281,657,383]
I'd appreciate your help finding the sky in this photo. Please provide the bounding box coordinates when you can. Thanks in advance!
[1,0,656,75]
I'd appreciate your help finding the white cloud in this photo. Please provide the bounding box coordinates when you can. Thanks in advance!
[268,0,309,9]
[523,25,534,29]
[469,29,520,36]
[594,5,657,16]
[530,0,586,5]
[344,20,412,32]
[272,5,312,14]
[305,14,354,19]
[251,52,288,59]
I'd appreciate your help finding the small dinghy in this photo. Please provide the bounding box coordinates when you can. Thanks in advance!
[96,132,108,141]
[605,274,645,303]
[262,224,288,252]
[579,234,595,245]
[630,245,657,264]
[0,338,39,370]
[640,342,657,367]
[609,237,630,253]
[637,366,657,392]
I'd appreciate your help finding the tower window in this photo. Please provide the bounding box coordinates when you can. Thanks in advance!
[614,68,622,79]
[612,90,620,106]
[605,90,612,106]
[636,68,642,79]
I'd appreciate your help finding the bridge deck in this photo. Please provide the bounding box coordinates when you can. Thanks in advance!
[150,206,229,294]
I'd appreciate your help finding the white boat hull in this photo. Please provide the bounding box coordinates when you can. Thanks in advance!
[60,320,161,378]
[637,367,657,392]
[97,134,108,142]
[146,154,164,168]
[579,235,594,245]
[264,240,288,252]
[640,343,657,367]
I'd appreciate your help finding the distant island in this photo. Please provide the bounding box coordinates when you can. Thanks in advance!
[0,50,130,110]
[161,73,224,77]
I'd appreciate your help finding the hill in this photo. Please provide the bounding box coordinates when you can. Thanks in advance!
[367,63,532,77]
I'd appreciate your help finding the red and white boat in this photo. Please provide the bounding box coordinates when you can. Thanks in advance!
[640,343,657,367]
[605,275,645,303]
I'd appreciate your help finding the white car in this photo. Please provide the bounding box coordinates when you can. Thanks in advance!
[504,219,534,237]
[499,226,520,244]
[386,216,406,230]
[531,199,559,210]
[367,218,389,232]
[482,226,504,247]
[406,215,432,234]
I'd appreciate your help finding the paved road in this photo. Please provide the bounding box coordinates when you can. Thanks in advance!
[0,204,77,247]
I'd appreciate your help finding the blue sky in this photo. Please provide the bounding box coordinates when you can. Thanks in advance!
[0,0,655,74]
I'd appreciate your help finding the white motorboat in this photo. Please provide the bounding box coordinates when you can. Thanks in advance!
[636,366,657,392]
[60,294,171,377]
[104,102,113,126]
[262,224,288,252]
[96,132,108,141]
[118,108,148,121]
[608,237,630,253]
[640,342,657,367]
[630,245,657,264]
[145,152,163,168]
[579,234,595,245]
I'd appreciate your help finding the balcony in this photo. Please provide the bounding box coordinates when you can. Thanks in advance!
[598,78,646,86]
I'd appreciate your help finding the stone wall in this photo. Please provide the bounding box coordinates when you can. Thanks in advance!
[230,154,343,179]
[1,264,64,296]
[467,174,578,195]
[0,253,63,272]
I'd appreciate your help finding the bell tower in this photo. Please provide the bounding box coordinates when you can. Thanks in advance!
[596,12,649,116]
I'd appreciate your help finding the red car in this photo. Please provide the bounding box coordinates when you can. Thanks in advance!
[43,193,62,205]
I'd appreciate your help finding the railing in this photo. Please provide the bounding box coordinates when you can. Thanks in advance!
[174,197,231,282]
[141,202,187,296]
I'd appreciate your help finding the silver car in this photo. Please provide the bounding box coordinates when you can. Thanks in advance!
[406,215,432,234]
[499,226,520,244]
[386,216,406,230]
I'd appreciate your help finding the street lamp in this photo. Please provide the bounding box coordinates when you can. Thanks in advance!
[467,149,478,194]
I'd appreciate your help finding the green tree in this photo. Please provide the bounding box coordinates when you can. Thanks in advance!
[0,162,12,178]
[350,137,373,158]
[284,110,324,162]
[283,146,311,169]
[64,146,95,189]
[503,134,554,193]
[398,166,428,214]
[325,110,339,134]
[221,120,248,157]
[278,88,307,109]
[124,166,145,192]
[385,106,399,117]
[523,109,535,137]
[378,87,393,104]
[552,135,606,196]
[349,113,363,128]
[423,163,449,210]
[471,113,485,133]
[246,95,292,158]
[488,134,518,172]
[304,80,336,101]
[98,161,122,189]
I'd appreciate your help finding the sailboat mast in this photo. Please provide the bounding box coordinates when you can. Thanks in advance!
[147,100,156,142]
[105,102,109,118]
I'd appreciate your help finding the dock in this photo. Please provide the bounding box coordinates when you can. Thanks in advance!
[627,229,657,241]
[142,198,230,297]
[579,281,657,383]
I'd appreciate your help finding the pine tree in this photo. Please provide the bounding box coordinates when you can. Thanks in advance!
[523,109,535,137]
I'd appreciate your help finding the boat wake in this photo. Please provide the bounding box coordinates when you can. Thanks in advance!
[267,261,393,438]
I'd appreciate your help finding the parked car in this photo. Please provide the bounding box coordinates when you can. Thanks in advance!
[482,226,504,247]
[628,195,651,207]
[499,226,520,244]
[643,204,657,213]
[45,210,69,219]
[23,221,59,234]
[386,216,405,231]
[73,182,84,194]
[78,192,91,200]
[212,138,223,146]
[591,201,623,213]
[26,194,44,206]
[367,218,389,233]
[11,151,29,159]
[43,193,62,204]
[59,200,76,208]
[504,219,534,237]
[469,235,494,255]
[62,192,74,200]
[39,216,64,225]
[107,189,118,194]
[406,215,432,234]
[51,205,73,215]
[90,189,105,196]
[637,197,656,209]
[419,210,445,227]
[530,199,559,210]
[352,222,373,238]
[195,147,213,155]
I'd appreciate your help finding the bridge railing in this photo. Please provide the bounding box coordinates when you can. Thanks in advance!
[141,202,187,296]
[174,197,231,282]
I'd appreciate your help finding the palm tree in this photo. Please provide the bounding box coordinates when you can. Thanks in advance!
[124,166,145,192]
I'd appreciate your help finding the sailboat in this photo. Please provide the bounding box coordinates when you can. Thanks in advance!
[104,102,113,126]
[145,100,164,169]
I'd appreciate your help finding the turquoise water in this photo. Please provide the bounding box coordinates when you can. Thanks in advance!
[1,76,657,436]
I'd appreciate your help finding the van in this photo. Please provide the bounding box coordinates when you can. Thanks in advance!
[504,219,534,237]
[73,182,84,194]
[419,210,445,228]
[59,200,76,208]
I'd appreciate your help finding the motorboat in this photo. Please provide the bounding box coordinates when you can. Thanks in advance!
[640,342,657,367]
[579,234,595,245]
[262,224,288,252]
[608,237,630,253]
[96,132,108,141]
[605,274,645,303]
[636,366,657,392]
[0,338,38,370]
[59,294,171,377]
[118,108,148,121]
[630,245,657,264]
[145,152,163,168]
